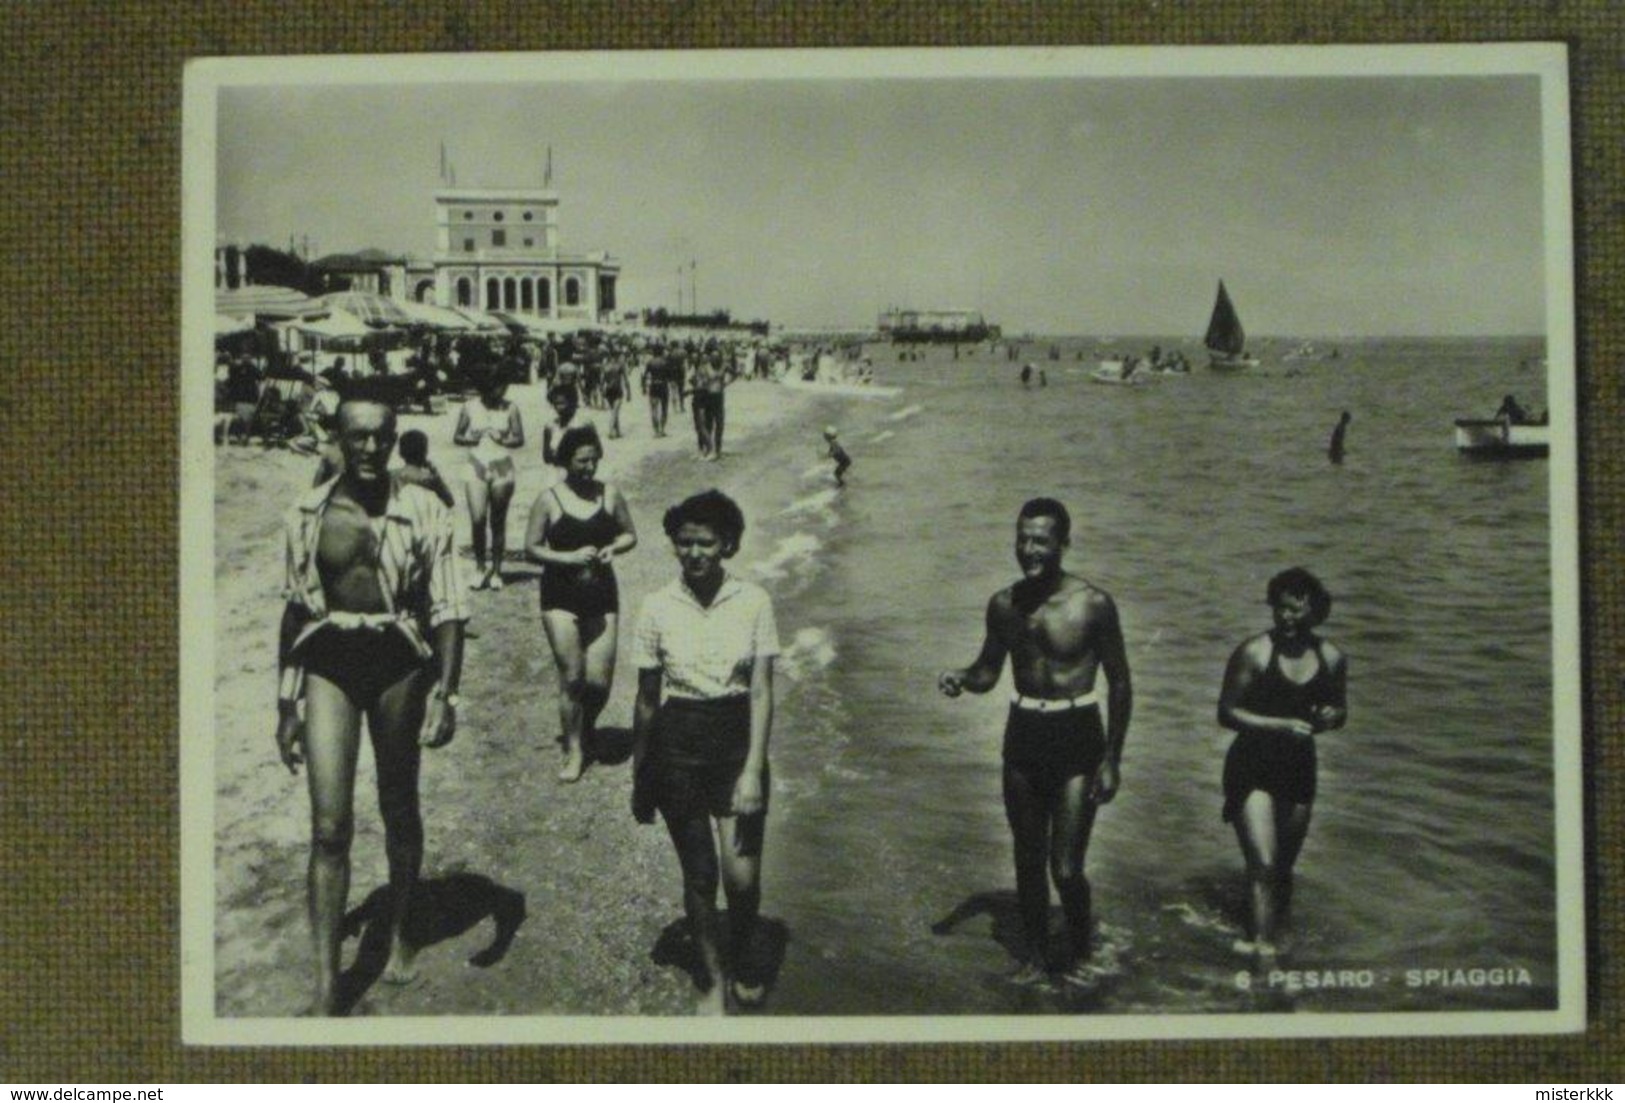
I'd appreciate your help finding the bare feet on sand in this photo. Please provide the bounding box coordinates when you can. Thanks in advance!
[1231,938,1279,964]
[382,940,421,986]
[696,981,729,1016]
[557,753,585,783]
[1006,962,1050,987]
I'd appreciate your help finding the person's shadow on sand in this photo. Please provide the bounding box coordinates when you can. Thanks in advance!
[930,889,1029,961]
[651,914,789,1011]
[336,871,526,1013]
[587,725,635,767]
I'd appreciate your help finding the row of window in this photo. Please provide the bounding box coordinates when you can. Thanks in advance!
[464,230,540,250]
[460,209,537,222]
[453,274,585,311]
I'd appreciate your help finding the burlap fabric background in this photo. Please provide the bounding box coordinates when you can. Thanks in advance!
[2,0,1618,1083]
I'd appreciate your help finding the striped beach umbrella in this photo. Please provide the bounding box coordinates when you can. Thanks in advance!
[397,300,478,330]
[215,285,318,319]
[317,291,414,328]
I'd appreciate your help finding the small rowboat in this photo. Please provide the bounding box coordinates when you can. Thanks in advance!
[1090,363,1155,386]
[1453,419,1549,458]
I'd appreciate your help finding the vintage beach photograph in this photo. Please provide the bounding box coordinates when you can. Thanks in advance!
[179,46,1581,1043]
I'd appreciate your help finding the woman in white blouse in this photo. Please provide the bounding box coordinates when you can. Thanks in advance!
[629,489,779,1014]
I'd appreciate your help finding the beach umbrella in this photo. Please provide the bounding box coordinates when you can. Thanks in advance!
[280,307,374,341]
[318,290,414,328]
[214,313,254,337]
[449,307,510,333]
[527,314,595,336]
[215,284,318,319]
[489,311,591,338]
[489,311,537,336]
[397,300,476,330]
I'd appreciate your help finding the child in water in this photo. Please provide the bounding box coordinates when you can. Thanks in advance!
[823,426,852,487]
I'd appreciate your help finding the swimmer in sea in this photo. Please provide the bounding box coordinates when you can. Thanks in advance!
[1327,411,1352,465]
[822,426,852,487]
[938,498,1133,983]
[1217,567,1347,961]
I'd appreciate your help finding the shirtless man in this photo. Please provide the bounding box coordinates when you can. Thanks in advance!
[644,346,673,438]
[274,393,468,1015]
[691,354,734,461]
[938,498,1132,980]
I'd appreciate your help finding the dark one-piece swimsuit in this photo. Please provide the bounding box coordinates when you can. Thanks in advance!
[538,486,621,618]
[1222,638,1335,822]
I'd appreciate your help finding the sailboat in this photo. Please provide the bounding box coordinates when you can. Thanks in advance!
[1204,280,1260,372]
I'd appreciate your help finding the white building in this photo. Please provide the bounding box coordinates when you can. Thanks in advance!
[426,186,619,323]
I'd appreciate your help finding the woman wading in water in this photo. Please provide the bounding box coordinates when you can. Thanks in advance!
[1217,567,1347,960]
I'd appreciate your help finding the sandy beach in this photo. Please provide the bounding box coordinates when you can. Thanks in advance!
[211,377,833,1017]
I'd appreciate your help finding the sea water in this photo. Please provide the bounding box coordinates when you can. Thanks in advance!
[733,336,1556,1016]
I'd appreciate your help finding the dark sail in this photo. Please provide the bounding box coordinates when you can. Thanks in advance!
[1204,280,1247,357]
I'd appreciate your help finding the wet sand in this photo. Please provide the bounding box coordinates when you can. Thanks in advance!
[210,378,825,1017]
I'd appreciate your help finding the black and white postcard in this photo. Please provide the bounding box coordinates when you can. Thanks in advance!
[181,45,1581,1044]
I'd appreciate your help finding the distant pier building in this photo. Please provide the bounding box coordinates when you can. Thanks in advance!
[878,307,999,344]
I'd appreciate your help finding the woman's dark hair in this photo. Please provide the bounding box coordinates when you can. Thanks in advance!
[662,488,746,555]
[1266,566,1333,626]
[553,424,603,469]
[476,368,508,400]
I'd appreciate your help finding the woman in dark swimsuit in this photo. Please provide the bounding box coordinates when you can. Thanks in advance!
[524,425,637,782]
[602,356,629,441]
[1217,567,1348,959]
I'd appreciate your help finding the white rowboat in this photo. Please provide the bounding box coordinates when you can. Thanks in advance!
[1453,419,1549,458]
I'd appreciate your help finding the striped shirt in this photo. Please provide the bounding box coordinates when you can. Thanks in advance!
[282,477,470,665]
[630,573,780,701]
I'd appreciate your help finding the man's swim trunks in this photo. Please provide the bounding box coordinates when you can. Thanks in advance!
[1002,700,1107,796]
[298,623,429,711]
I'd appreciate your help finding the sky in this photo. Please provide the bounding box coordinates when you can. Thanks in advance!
[215,62,1552,336]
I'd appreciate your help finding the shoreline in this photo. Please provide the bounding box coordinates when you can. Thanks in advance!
[211,378,838,1017]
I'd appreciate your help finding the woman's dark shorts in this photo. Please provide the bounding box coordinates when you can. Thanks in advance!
[650,696,763,822]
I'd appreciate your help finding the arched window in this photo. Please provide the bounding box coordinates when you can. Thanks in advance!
[486,277,500,309]
[456,277,472,307]
[415,279,435,303]
[564,276,580,307]
[503,278,517,311]
[521,279,534,311]
[537,278,551,310]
